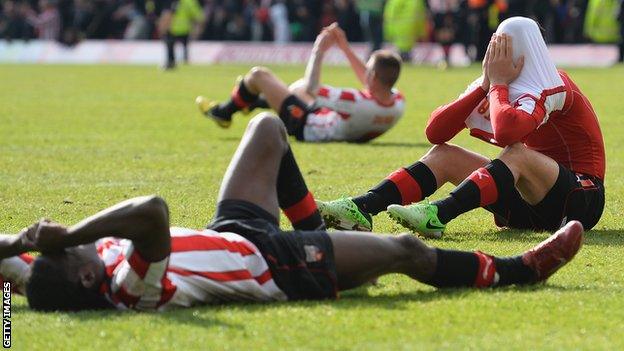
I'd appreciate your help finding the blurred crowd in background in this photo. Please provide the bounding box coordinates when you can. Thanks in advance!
[1,0,623,63]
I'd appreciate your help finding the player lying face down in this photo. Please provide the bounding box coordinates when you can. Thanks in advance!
[318,17,605,237]
[195,23,405,143]
[2,113,583,312]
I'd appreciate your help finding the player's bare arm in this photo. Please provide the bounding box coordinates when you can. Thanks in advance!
[32,195,171,262]
[331,25,368,86]
[301,25,335,97]
[0,227,38,260]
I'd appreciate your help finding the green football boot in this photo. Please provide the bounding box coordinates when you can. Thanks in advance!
[387,202,445,238]
[316,198,373,231]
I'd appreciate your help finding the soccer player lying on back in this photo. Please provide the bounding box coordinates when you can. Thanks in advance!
[1,113,582,311]
[195,23,405,143]
[318,17,605,237]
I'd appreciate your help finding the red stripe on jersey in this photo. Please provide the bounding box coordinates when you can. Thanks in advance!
[168,266,268,284]
[18,254,34,265]
[318,87,330,98]
[314,107,334,116]
[468,168,499,206]
[115,285,140,308]
[474,251,497,288]
[387,168,423,205]
[255,269,273,285]
[171,235,257,256]
[157,276,177,308]
[337,112,350,120]
[339,91,356,102]
[127,250,150,279]
[283,192,318,224]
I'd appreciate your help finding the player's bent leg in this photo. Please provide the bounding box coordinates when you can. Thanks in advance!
[243,66,293,110]
[244,68,312,139]
[319,143,489,232]
[196,66,293,128]
[217,113,289,219]
[386,143,560,236]
[420,144,491,186]
[496,143,560,205]
[217,113,324,230]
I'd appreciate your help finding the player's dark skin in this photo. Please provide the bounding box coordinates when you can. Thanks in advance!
[5,112,438,295]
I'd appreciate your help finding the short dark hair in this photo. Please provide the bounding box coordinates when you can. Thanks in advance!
[371,50,402,88]
[26,256,112,312]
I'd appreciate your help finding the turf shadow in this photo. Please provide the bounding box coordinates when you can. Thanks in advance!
[366,141,431,148]
[36,305,240,329]
[439,228,624,246]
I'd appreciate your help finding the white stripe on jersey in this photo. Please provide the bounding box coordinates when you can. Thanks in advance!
[306,85,405,142]
[100,227,287,311]
[170,251,269,278]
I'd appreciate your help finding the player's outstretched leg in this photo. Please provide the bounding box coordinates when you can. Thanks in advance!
[387,143,564,237]
[331,220,583,290]
[318,144,489,233]
[216,112,323,230]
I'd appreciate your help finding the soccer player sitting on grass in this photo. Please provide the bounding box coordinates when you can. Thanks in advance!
[195,23,405,143]
[317,16,605,236]
[1,113,583,311]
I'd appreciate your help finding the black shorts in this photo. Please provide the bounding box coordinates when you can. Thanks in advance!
[208,199,338,300]
[279,94,313,141]
[486,164,605,231]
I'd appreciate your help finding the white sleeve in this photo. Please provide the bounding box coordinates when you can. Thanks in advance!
[0,254,34,295]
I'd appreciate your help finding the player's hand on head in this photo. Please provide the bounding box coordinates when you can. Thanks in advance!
[32,219,69,253]
[486,33,525,86]
[481,34,496,91]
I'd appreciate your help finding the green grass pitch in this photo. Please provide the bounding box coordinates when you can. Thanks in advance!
[1,63,623,350]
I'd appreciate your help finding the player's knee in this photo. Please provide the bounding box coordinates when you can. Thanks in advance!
[499,142,528,163]
[139,195,170,228]
[429,143,453,156]
[248,66,272,82]
[247,112,288,150]
[423,143,460,162]
[394,234,433,263]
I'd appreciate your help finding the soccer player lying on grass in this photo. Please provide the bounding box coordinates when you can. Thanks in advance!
[0,113,583,311]
[195,23,405,143]
[318,16,605,237]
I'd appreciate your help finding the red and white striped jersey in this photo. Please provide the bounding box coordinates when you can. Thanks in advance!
[309,85,405,142]
[99,227,287,311]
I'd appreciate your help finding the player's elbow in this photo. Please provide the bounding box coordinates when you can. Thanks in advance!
[425,123,447,145]
[492,127,519,147]
[491,110,524,146]
[137,195,170,229]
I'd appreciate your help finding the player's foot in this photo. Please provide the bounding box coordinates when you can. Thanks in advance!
[316,198,372,231]
[195,96,232,128]
[521,220,584,283]
[386,202,445,239]
[161,62,176,71]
